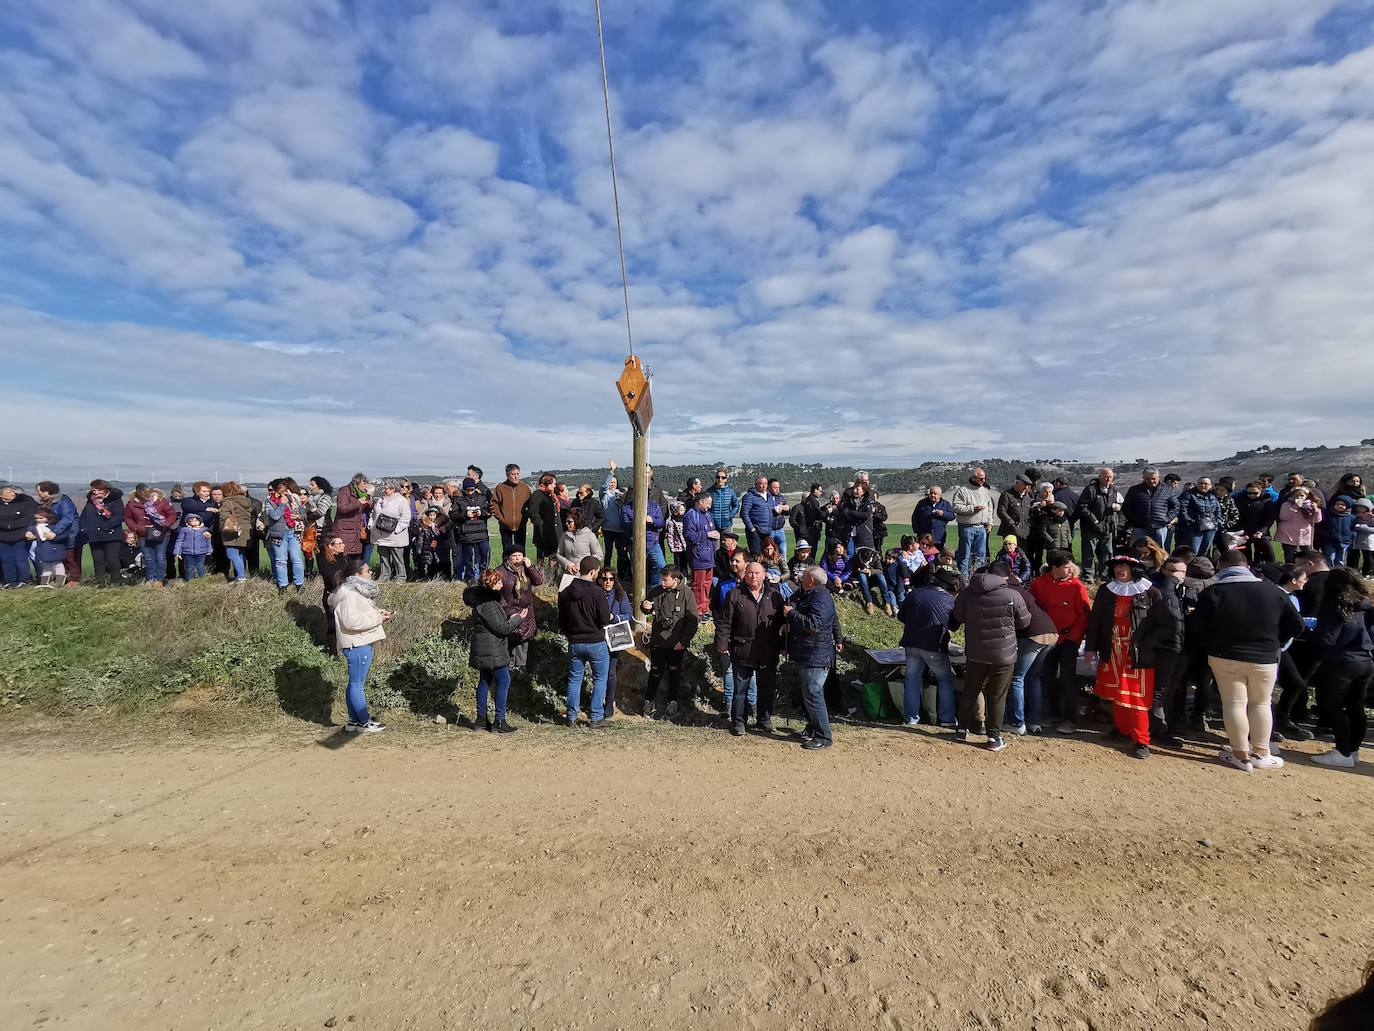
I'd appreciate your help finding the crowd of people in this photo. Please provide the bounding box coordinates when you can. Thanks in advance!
[0,463,1368,767]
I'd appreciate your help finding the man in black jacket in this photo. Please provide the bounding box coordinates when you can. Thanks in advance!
[1188,550,1303,771]
[640,565,699,720]
[789,484,826,553]
[1124,467,1179,547]
[557,556,613,728]
[1135,556,1189,746]
[996,475,1033,539]
[1076,468,1124,582]
[715,561,786,735]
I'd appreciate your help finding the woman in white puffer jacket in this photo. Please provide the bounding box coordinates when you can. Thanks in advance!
[330,560,390,733]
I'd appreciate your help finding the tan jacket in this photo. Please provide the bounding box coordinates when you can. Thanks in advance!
[489,480,532,531]
[331,580,387,652]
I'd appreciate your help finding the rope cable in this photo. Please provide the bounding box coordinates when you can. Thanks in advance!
[593,0,636,361]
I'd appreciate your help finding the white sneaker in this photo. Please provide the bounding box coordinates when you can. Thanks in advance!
[904,717,919,727]
[1219,747,1252,772]
[1250,753,1285,770]
[1312,749,1357,768]
[1010,724,1027,737]
[344,720,385,734]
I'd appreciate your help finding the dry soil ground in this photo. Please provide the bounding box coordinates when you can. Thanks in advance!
[1,718,1371,1030]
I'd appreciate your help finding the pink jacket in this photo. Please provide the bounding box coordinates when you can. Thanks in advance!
[1275,499,1322,546]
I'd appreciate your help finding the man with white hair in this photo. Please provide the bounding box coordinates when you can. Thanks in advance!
[1124,467,1180,547]
[1076,468,1124,582]
[950,468,995,578]
[715,561,786,735]
[785,565,843,751]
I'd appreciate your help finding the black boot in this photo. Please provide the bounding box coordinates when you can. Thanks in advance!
[495,720,517,734]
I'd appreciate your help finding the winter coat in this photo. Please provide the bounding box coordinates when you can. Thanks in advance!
[1311,600,1374,661]
[1233,492,1277,537]
[556,527,603,573]
[32,527,67,563]
[646,579,698,650]
[993,546,1031,582]
[1123,482,1180,531]
[332,489,369,555]
[600,473,626,533]
[1133,579,1187,663]
[1275,499,1322,546]
[124,497,178,542]
[897,583,957,651]
[1027,573,1091,642]
[623,500,665,551]
[739,488,773,538]
[1084,583,1158,660]
[766,491,789,531]
[1008,582,1058,642]
[571,494,605,534]
[79,489,126,544]
[179,494,219,534]
[786,584,842,668]
[714,582,786,666]
[1188,570,1304,663]
[1030,509,1075,553]
[663,502,687,556]
[950,572,1032,666]
[1075,481,1124,537]
[489,480,532,532]
[714,542,742,581]
[464,585,523,671]
[683,506,718,570]
[839,494,876,550]
[173,524,214,557]
[911,498,955,542]
[305,490,334,531]
[47,495,80,548]
[368,492,412,548]
[790,495,826,549]
[821,553,850,584]
[606,588,633,625]
[331,577,387,652]
[950,483,995,527]
[1052,486,1079,518]
[1178,489,1222,532]
[217,494,254,548]
[707,484,741,533]
[1216,491,1240,531]
[1316,500,1356,548]
[528,489,559,553]
[453,496,491,545]
[1352,515,1374,552]
[498,561,544,642]
[0,491,39,544]
[996,488,1032,538]
[263,493,305,542]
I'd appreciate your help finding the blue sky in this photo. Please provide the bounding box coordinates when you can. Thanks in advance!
[1,0,1372,483]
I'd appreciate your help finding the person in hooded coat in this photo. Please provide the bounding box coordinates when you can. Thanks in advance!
[466,568,527,733]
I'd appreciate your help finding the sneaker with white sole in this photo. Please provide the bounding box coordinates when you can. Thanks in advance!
[1009,724,1027,737]
[344,720,385,734]
[1219,747,1252,772]
[904,717,920,727]
[1250,753,1284,770]
[1312,749,1357,768]
[986,737,1007,752]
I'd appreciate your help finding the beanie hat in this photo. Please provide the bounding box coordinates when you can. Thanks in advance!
[461,477,478,490]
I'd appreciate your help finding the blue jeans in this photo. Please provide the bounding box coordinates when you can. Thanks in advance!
[721,652,758,714]
[1323,543,1349,568]
[183,554,207,579]
[477,666,512,721]
[856,571,895,609]
[141,539,168,583]
[268,534,305,587]
[1132,527,1168,546]
[343,644,374,724]
[956,525,987,577]
[770,528,788,561]
[0,539,30,586]
[1005,639,1050,727]
[225,546,247,580]
[566,641,610,721]
[888,565,912,605]
[459,540,491,581]
[645,543,666,587]
[800,666,832,745]
[1185,529,1216,556]
[904,647,958,725]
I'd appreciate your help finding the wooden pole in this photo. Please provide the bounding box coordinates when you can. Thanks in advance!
[631,427,649,617]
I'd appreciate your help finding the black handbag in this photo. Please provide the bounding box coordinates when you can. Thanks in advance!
[374,512,400,535]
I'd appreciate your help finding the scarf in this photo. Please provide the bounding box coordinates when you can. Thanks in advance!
[145,499,166,526]
[508,563,530,597]
[278,495,298,530]
[343,575,380,600]
[92,495,111,519]
[1105,579,1152,597]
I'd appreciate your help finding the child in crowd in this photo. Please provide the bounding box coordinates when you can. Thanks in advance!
[29,508,67,587]
[821,540,850,592]
[119,531,144,584]
[993,534,1031,582]
[173,513,214,579]
[1351,498,1374,577]
[412,507,445,580]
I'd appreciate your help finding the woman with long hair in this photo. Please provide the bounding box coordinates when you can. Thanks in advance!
[216,482,254,583]
[1310,569,1373,768]
[264,477,308,592]
[123,485,178,587]
[466,567,526,734]
[599,567,633,716]
[79,479,126,586]
[330,559,389,733]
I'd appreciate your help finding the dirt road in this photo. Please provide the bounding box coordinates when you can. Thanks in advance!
[2,720,1370,1030]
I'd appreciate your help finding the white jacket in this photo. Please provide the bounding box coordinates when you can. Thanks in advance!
[331,581,387,652]
[950,483,995,527]
[368,492,411,547]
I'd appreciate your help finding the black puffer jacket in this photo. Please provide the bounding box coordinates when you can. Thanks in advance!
[1123,482,1180,530]
[713,582,786,666]
[1133,579,1186,664]
[1233,493,1277,536]
[465,585,524,670]
[1076,481,1124,536]
[950,572,1032,665]
[0,491,39,544]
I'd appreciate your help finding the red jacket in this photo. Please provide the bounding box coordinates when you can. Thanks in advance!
[1028,572,1091,642]
[124,497,179,540]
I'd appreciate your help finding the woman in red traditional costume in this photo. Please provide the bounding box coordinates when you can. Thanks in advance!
[1084,556,1159,759]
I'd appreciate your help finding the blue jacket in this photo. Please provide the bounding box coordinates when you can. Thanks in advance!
[994,546,1031,582]
[739,488,772,536]
[173,524,214,557]
[624,500,665,550]
[32,529,67,563]
[600,473,626,533]
[79,488,126,544]
[49,495,80,548]
[1319,499,1357,547]
[1124,482,1180,530]
[911,498,954,541]
[605,587,633,625]
[787,585,842,667]
[180,493,219,533]
[1179,489,1221,530]
[683,506,717,570]
[897,584,957,651]
[707,484,740,532]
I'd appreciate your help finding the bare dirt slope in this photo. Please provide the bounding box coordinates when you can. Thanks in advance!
[1,721,1370,1030]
